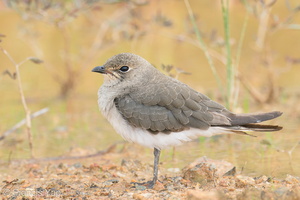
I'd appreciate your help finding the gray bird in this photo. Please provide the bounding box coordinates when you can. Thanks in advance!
[92,53,282,188]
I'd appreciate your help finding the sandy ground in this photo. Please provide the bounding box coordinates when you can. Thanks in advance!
[1,145,299,200]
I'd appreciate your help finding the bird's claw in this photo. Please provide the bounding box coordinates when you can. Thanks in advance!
[131,180,156,189]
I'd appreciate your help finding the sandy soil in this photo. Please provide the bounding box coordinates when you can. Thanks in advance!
[1,145,299,200]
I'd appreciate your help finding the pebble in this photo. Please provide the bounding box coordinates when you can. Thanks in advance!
[254,175,268,184]
[235,175,255,188]
[103,179,119,186]
[285,174,300,184]
[73,162,83,168]
[187,189,220,200]
[167,168,180,173]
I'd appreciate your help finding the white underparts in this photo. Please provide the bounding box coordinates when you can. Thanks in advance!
[98,91,233,150]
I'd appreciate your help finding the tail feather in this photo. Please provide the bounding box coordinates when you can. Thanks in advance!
[215,111,282,135]
[218,123,282,132]
[229,111,282,126]
[241,123,282,132]
[216,123,282,137]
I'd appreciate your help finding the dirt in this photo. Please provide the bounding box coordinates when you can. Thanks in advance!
[1,145,299,200]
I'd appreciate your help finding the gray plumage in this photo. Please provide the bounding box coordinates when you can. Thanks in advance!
[92,53,282,188]
[95,53,282,135]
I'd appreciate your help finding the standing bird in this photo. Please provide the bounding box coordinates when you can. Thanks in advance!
[92,53,282,188]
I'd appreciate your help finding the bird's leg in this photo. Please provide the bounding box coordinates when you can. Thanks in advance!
[151,147,161,185]
[131,148,161,189]
[144,148,161,188]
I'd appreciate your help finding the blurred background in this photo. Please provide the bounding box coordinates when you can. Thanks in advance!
[0,0,299,177]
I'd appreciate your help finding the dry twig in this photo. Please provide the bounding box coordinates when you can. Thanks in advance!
[0,108,49,141]
[1,47,43,158]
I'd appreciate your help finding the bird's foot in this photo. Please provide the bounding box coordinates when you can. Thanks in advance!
[131,180,157,189]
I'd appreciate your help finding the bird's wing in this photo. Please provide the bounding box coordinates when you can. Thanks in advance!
[114,79,232,133]
[115,95,186,132]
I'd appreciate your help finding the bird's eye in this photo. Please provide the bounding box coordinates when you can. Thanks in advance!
[119,66,129,72]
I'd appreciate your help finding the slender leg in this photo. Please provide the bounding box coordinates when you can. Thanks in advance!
[131,147,161,189]
[152,147,161,184]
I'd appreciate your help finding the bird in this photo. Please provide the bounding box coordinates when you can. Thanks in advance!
[92,53,282,188]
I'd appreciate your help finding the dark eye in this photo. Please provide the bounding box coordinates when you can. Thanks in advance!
[119,66,129,72]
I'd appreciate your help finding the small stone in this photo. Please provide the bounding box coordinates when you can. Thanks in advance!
[103,179,119,186]
[183,163,215,184]
[134,184,147,191]
[218,179,230,187]
[187,189,220,200]
[223,167,236,176]
[171,176,183,183]
[140,192,153,198]
[133,193,146,200]
[73,162,82,168]
[25,188,35,197]
[153,181,165,190]
[235,175,255,188]
[57,163,64,169]
[261,190,274,199]
[115,171,126,178]
[274,187,289,196]
[285,174,300,184]
[47,188,62,196]
[184,157,235,178]
[125,192,134,198]
[36,187,45,192]
[110,181,128,193]
[167,168,180,173]
[254,175,268,184]
[90,183,98,188]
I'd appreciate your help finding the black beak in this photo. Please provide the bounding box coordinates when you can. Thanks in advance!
[92,66,106,74]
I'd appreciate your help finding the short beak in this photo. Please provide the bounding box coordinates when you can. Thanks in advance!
[92,66,106,74]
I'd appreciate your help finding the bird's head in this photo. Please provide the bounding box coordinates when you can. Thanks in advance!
[92,53,157,88]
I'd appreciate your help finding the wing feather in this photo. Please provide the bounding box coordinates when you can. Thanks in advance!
[114,79,232,133]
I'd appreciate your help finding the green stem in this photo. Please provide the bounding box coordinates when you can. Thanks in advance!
[221,0,233,109]
[233,13,249,109]
[236,14,249,69]
[184,0,223,93]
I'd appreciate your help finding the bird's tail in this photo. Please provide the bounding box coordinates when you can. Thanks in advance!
[229,111,282,126]
[217,111,283,136]
[239,123,282,132]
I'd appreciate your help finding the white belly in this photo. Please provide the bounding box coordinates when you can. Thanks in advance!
[97,87,230,150]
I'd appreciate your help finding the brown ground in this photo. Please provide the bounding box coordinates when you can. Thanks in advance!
[1,144,299,200]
